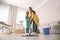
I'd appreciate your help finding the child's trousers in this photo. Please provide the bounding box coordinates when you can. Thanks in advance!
[26,28,29,33]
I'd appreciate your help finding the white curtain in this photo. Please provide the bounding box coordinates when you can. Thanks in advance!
[8,6,17,32]
[0,4,9,23]
[16,8,26,28]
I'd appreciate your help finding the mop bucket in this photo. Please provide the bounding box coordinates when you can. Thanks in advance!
[43,28,50,35]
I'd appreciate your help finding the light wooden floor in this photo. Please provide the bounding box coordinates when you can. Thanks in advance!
[0,34,60,40]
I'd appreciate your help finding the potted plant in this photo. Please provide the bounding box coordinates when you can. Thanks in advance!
[19,21,23,24]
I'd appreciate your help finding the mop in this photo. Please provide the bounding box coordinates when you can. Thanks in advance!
[22,25,38,37]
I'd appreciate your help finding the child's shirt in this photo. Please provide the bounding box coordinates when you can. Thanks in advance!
[26,16,30,28]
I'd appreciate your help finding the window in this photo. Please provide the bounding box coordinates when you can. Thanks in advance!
[16,8,26,27]
[0,4,9,23]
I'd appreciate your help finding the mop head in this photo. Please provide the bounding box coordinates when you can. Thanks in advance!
[22,34,38,37]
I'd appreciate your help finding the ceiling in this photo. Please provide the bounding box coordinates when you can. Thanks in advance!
[1,0,47,10]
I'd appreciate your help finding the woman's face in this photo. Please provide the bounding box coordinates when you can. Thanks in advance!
[29,7,32,12]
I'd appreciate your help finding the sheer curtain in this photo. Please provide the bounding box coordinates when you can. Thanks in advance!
[16,8,26,28]
[0,4,9,23]
[8,6,17,32]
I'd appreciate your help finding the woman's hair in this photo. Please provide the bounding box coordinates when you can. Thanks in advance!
[29,7,36,14]
[32,11,36,14]
[29,7,32,9]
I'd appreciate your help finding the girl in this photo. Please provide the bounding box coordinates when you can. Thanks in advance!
[25,11,30,35]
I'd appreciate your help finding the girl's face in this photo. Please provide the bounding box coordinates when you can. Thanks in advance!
[26,11,29,16]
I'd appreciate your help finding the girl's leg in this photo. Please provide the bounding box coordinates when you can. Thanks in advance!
[26,28,30,35]
[26,28,29,33]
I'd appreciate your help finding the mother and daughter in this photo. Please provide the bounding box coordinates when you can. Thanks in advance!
[25,7,39,35]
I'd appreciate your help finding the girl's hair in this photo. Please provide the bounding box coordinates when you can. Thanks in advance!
[26,11,29,15]
[26,11,29,13]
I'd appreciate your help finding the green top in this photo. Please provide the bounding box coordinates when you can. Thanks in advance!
[26,16,30,28]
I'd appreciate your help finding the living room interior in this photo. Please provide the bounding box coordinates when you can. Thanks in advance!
[0,0,60,40]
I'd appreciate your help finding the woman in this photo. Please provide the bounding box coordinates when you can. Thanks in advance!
[28,7,39,35]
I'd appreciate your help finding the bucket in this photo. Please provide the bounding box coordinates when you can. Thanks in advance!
[43,28,50,35]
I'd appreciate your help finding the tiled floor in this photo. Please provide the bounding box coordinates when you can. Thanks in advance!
[0,34,60,40]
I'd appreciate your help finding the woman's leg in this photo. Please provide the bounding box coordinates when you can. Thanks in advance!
[33,23,35,32]
[33,21,38,33]
[35,24,38,33]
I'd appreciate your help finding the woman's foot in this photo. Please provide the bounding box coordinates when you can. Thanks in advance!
[31,32,36,35]
[31,32,39,36]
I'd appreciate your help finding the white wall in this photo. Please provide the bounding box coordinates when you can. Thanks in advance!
[36,0,60,25]
[36,0,60,33]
